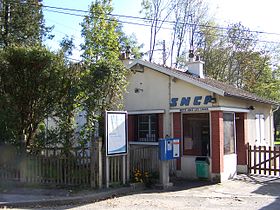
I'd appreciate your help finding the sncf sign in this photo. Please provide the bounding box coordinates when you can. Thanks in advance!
[170,95,214,107]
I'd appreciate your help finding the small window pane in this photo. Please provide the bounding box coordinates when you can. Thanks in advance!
[224,113,235,154]
[137,114,158,142]
[139,123,149,131]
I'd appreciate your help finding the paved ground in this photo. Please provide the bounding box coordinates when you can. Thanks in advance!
[1,174,280,209]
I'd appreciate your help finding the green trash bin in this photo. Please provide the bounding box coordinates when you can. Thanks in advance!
[195,157,209,178]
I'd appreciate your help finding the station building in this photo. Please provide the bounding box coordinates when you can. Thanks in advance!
[123,58,278,182]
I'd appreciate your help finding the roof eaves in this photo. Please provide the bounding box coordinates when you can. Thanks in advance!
[126,59,140,69]
[128,60,280,106]
[224,92,280,105]
[128,60,225,96]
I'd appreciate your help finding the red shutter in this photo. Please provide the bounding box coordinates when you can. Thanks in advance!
[128,115,135,141]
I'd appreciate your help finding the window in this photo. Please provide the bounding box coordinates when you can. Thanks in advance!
[223,113,235,154]
[183,113,210,156]
[137,114,158,142]
[255,114,265,146]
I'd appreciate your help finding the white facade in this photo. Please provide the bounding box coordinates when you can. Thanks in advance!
[124,59,278,182]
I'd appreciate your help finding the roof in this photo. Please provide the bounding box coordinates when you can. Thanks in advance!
[127,59,279,105]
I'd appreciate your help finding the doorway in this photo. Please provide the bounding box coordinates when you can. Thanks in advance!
[183,113,210,156]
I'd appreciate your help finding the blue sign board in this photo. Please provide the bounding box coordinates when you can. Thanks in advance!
[159,138,180,161]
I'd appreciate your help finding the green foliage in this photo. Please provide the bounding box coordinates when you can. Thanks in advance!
[0,0,53,47]
[0,0,135,153]
[81,0,119,62]
[80,59,128,138]
[196,22,280,102]
[54,62,82,152]
[80,0,129,140]
[117,25,144,59]
[0,45,67,150]
[60,36,75,57]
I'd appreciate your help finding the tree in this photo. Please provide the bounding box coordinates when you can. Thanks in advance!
[0,0,52,47]
[169,0,208,67]
[140,0,210,64]
[117,25,144,59]
[0,45,68,150]
[80,0,128,140]
[81,0,119,62]
[141,0,174,61]
[196,22,280,101]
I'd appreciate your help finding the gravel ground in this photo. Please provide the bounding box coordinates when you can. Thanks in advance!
[11,174,280,210]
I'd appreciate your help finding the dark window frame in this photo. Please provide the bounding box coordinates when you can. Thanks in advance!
[135,114,159,142]
[183,113,210,156]
[223,112,236,155]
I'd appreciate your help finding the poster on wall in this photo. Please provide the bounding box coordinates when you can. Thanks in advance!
[105,111,128,156]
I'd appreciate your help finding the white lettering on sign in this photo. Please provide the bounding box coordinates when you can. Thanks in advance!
[182,107,209,112]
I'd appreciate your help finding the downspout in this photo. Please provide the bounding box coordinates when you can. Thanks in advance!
[168,76,172,137]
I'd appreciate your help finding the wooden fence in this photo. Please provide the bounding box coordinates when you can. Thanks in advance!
[0,143,177,188]
[105,155,124,184]
[0,144,102,187]
[248,144,280,176]
[130,146,159,174]
[129,145,176,175]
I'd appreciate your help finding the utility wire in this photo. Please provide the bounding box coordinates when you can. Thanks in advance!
[43,7,280,45]
[43,8,173,30]
[42,4,280,37]
[6,2,280,37]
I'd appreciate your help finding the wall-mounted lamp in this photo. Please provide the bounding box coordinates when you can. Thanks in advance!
[134,88,143,93]
[248,105,255,110]
[210,97,217,103]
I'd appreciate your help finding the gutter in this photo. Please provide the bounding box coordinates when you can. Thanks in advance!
[224,93,280,106]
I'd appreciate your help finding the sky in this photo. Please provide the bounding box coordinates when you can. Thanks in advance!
[43,0,280,61]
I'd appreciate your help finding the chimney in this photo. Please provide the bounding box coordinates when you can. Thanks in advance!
[120,46,133,67]
[187,50,204,78]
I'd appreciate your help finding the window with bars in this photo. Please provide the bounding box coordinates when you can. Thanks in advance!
[137,114,158,142]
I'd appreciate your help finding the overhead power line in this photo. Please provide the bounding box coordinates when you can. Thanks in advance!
[43,8,173,30]
[5,2,280,37]
[43,7,280,45]
[42,4,280,37]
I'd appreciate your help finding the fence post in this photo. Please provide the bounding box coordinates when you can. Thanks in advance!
[97,137,103,189]
[90,137,103,189]
[19,134,27,183]
[90,138,97,188]
[247,143,250,174]
[20,154,27,183]
[126,144,130,182]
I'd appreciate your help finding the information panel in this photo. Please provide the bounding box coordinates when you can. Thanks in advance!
[105,111,128,156]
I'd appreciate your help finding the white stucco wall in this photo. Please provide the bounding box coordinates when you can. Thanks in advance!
[170,78,213,109]
[125,63,275,181]
[247,103,274,146]
[124,67,169,111]
[124,67,172,136]
[221,154,237,181]
[180,156,197,179]
[216,96,274,146]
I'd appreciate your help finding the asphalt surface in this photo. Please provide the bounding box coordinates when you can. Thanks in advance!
[1,174,280,209]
